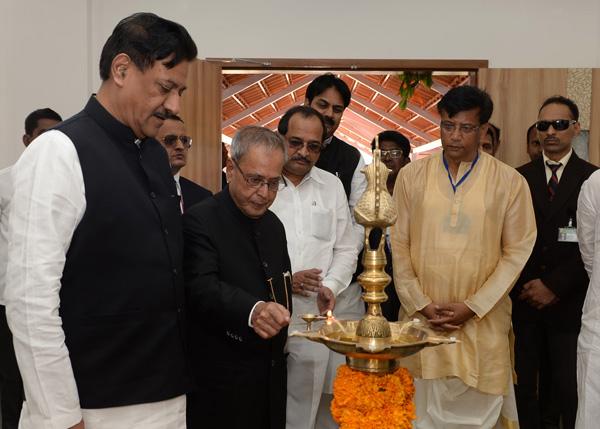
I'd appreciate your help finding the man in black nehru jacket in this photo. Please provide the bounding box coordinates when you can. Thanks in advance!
[5,12,197,429]
[304,73,367,229]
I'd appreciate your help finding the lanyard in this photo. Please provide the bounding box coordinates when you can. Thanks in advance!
[442,150,479,194]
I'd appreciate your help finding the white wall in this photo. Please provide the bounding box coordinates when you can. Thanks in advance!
[2,0,599,169]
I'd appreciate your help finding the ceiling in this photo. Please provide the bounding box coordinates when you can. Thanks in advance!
[221,72,470,157]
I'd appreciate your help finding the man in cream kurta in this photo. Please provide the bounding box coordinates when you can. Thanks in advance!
[391,86,536,428]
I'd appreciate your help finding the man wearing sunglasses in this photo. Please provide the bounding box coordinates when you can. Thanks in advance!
[270,106,361,429]
[156,115,211,212]
[512,96,597,429]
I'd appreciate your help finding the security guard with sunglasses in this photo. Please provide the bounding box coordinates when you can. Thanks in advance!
[156,114,212,212]
[512,96,598,429]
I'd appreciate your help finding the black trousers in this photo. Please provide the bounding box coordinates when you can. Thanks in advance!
[513,320,578,429]
[0,305,23,429]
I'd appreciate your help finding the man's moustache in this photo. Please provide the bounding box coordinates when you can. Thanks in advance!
[153,111,170,120]
[291,155,311,163]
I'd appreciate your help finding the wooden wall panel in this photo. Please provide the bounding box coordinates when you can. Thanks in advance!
[179,59,223,193]
[589,69,600,166]
[479,68,568,168]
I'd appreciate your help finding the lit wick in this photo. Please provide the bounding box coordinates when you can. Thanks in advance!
[326,310,333,325]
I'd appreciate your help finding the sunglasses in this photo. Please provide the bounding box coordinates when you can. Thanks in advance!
[285,137,323,154]
[161,134,193,148]
[535,120,577,132]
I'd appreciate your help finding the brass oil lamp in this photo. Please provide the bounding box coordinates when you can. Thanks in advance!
[291,137,456,373]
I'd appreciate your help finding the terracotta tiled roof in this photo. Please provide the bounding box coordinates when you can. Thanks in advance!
[222,72,469,157]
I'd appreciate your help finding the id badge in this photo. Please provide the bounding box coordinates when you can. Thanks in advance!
[558,227,578,243]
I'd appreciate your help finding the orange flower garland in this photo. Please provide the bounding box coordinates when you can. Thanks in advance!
[331,364,416,429]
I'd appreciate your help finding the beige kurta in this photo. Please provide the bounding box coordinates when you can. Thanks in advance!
[391,151,536,396]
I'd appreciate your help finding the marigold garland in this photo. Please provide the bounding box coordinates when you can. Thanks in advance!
[331,364,416,429]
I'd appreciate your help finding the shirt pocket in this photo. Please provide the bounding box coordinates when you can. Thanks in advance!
[310,205,334,241]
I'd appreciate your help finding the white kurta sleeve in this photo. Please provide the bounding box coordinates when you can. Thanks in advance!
[321,179,359,297]
[5,131,86,429]
[0,166,12,305]
[577,172,600,278]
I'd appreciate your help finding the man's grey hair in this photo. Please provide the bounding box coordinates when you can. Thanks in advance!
[230,126,288,163]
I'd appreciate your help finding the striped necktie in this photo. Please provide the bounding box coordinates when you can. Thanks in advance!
[546,161,562,201]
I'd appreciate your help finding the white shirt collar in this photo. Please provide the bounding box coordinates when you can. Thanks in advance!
[542,148,572,166]
[283,166,326,188]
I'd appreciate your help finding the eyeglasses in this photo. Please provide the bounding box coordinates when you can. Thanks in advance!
[161,134,193,149]
[233,159,286,192]
[440,123,482,134]
[285,137,323,154]
[535,120,577,132]
[380,150,404,159]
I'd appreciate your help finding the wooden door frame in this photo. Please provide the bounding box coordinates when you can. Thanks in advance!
[181,58,489,192]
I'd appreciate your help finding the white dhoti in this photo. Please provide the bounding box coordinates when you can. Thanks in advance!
[412,376,518,429]
[80,395,186,429]
[287,282,365,429]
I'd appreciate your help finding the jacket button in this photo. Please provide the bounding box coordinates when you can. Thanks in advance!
[271,360,276,367]
[150,191,156,198]
[164,229,169,235]
[269,293,274,300]
[540,265,546,271]
[255,230,261,236]
[263,261,268,268]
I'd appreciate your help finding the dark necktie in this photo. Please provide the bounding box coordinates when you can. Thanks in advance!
[546,161,562,201]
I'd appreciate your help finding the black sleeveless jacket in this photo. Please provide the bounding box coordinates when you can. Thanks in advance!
[315,136,362,201]
[58,96,193,408]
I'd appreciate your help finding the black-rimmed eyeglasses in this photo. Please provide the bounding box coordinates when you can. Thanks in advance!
[233,159,286,192]
[161,134,192,149]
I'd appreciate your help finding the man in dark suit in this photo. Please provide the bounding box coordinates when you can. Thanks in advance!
[183,126,292,429]
[156,115,212,212]
[512,96,598,429]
